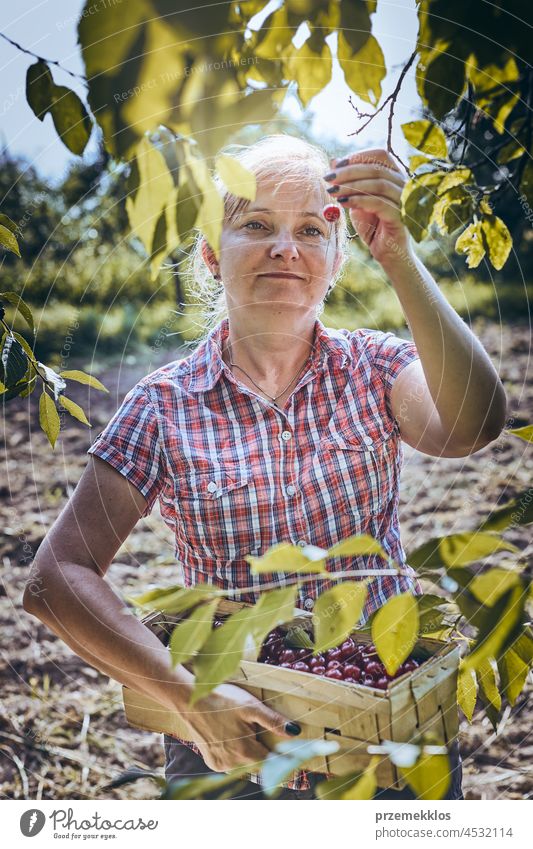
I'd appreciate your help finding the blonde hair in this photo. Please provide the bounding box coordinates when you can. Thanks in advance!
[181,133,350,343]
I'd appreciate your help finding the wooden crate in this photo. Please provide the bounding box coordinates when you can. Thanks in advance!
[122,599,460,789]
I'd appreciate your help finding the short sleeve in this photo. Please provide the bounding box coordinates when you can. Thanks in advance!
[87,381,165,518]
[365,330,420,415]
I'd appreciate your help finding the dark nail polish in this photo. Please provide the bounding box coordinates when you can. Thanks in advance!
[335,157,349,168]
[285,722,302,736]
[323,171,336,181]
[326,185,339,194]
[337,195,349,203]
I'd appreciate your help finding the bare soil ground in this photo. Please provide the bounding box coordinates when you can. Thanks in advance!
[1,318,531,800]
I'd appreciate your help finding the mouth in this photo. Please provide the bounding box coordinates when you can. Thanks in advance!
[257,272,305,280]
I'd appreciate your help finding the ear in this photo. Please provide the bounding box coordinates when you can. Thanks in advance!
[201,239,219,276]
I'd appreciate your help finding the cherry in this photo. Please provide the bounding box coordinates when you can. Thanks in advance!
[343,664,361,681]
[325,668,344,680]
[403,659,419,672]
[364,661,382,679]
[340,638,356,660]
[327,660,342,671]
[279,649,297,664]
[326,647,343,663]
[311,665,326,676]
[323,203,341,222]
[292,661,310,673]
[362,675,375,687]
[309,655,326,669]
[279,662,292,668]
[374,677,389,690]
[343,677,358,684]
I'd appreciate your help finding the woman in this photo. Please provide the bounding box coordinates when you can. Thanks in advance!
[23,134,506,800]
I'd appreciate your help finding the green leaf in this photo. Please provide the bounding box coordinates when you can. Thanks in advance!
[508,425,533,443]
[58,395,91,427]
[371,592,419,675]
[0,292,34,333]
[215,155,257,202]
[192,606,256,705]
[39,390,60,449]
[0,335,28,387]
[261,739,340,797]
[249,586,298,649]
[470,568,520,607]
[401,180,440,242]
[338,32,385,107]
[478,487,533,532]
[176,175,201,243]
[421,49,466,121]
[59,369,109,393]
[476,657,502,713]
[186,158,225,260]
[169,598,219,667]
[457,660,478,722]
[125,137,174,257]
[246,542,327,575]
[163,768,251,800]
[401,120,447,158]
[313,581,368,652]
[463,582,530,671]
[49,86,92,155]
[480,215,512,271]
[407,531,518,571]
[283,39,333,107]
[315,758,380,800]
[339,0,372,54]
[399,749,451,800]
[0,225,21,257]
[26,60,54,120]
[456,221,485,268]
[508,628,533,667]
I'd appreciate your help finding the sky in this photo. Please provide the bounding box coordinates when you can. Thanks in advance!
[0,0,420,183]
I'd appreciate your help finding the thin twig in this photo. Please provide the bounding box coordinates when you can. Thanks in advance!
[0,31,87,83]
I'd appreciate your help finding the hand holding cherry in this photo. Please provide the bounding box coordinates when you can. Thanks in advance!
[323,149,414,267]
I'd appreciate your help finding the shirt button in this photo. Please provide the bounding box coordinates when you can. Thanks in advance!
[281,430,292,441]
[285,484,296,496]
[207,481,217,493]
[296,539,307,547]
[363,435,374,446]
[303,597,315,611]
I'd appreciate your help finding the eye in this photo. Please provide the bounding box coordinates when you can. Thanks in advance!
[304,225,325,237]
[243,220,266,231]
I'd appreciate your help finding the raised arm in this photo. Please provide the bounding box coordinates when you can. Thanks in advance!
[22,455,293,771]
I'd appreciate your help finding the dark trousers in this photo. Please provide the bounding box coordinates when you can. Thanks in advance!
[163,735,464,800]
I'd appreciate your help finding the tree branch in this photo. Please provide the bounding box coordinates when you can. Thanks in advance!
[0,31,87,83]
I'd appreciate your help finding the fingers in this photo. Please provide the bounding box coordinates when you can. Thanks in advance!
[341,192,402,223]
[331,178,403,206]
[328,163,405,190]
[242,702,299,738]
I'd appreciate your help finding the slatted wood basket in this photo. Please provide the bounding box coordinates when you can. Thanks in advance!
[122,598,460,789]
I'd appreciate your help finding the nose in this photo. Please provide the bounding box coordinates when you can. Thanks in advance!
[269,230,300,262]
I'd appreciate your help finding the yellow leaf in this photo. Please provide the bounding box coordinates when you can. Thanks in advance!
[436,168,473,195]
[0,224,21,257]
[498,646,530,706]
[39,390,60,449]
[508,425,533,443]
[439,531,518,567]
[283,39,333,107]
[315,756,380,799]
[192,606,256,704]
[59,369,109,393]
[401,119,447,158]
[476,657,502,712]
[400,750,451,800]
[457,660,478,722]
[338,32,385,107]
[480,215,513,271]
[314,581,368,652]
[326,532,395,564]
[169,598,220,667]
[470,568,520,607]
[371,592,419,675]
[215,154,257,202]
[187,157,224,259]
[59,395,91,427]
[455,220,485,268]
[246,542,327,575]
[125,137,174,257]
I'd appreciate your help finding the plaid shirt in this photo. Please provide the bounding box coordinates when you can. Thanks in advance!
[87,316,422,791]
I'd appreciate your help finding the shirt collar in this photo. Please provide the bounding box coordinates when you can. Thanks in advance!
[185,317,353,393]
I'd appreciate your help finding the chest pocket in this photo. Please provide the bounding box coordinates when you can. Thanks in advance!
[172,465,259,560]
[319,421,398,520]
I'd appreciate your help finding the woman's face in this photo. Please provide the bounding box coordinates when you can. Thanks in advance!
[217,176,342,318]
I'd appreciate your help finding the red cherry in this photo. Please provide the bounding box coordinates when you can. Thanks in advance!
[309,655,325,669]
[326,647,343,663]
[343,664,361,681]
[362,675,375,686]
[343,677,358,684]
[323,203,341,222]
[279,662,292,668]
[327,660,342,670]
[325,668,344,680]
[374,677,389,690]
[340,638,356,660]
[279,649,297,664]
[365,661,381,679]
[292,661,310,673]
[403,659,419,672]
[311,665,326,675]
